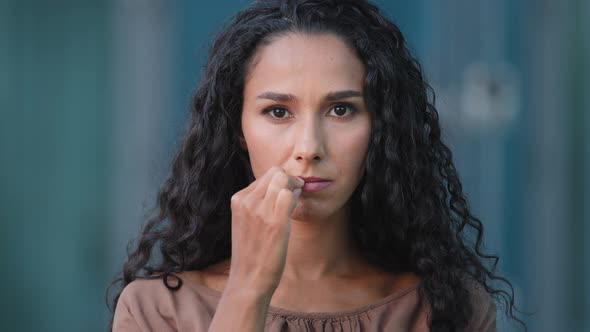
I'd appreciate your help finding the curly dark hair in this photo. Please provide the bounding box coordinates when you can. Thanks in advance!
[107,0,525,330]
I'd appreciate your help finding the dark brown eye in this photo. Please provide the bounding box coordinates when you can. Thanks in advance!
[263,107,291,120]
[272,108,287,118]
[328,104,357,117]
[333,105,347,116]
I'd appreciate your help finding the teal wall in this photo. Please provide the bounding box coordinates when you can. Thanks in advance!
[567,0,589,326]
[0,1,111,330]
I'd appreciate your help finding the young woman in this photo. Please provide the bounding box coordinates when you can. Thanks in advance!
[108,0,524,331]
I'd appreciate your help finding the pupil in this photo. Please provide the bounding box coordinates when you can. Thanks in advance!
[335,106,346,116]
[273,109,286,118]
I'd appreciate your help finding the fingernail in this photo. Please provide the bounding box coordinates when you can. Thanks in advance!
[297,177,305,186]
[293,188,302,197]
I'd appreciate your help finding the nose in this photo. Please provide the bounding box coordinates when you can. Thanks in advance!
[293,115,325,163]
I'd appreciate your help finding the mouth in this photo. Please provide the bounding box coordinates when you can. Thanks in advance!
[298,177,332,192]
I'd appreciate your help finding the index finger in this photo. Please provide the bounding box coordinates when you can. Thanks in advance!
[254,167,305,198]
[234,166,284,198]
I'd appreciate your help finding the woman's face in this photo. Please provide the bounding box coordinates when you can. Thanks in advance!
[241,33,371,222]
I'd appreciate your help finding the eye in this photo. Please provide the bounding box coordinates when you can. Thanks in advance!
[263,106,292,120]
[327,104,357,117]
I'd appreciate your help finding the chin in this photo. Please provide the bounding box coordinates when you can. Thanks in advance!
[290,204,311,222]
[290,202,321,222]
[290,200,341,223]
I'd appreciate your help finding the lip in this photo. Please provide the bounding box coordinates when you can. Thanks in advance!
[302,181,331,192]
[298,176,330,182]
[297,177,332,192]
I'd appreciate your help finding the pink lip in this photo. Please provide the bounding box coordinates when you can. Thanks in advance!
[299,176,330,182]
[302,181,332,192]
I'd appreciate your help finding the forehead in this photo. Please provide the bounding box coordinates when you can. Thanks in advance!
[244,33,366,95]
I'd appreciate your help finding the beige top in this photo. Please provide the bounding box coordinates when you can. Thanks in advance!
[113,274,496,332]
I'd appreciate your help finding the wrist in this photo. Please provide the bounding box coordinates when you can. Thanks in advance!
[225,273,279,302]
[222,283,274,306]
[209,283,273,331]
[217,285,272,325]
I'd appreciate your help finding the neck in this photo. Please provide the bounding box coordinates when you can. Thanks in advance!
[282,206,361,281]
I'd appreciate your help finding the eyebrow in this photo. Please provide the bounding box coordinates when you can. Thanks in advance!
[256,90,362,102]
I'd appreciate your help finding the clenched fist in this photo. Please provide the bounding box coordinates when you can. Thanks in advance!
[226,166,305,300]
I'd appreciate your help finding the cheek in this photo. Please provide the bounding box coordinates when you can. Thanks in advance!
[333,124,371,172]
[243,122,285,178]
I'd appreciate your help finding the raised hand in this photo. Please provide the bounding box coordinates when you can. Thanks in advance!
[226,166,304,300]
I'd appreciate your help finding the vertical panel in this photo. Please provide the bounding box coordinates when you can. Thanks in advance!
[107,0,175,285]
[502,0,528,294]
[584,0,590,328]
[0,1,111,331]
[568,0,589,329]
[170,0,251,147]
[526,0,572,330]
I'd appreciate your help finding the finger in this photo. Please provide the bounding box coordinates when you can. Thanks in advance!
[262,171,290,211]
[231,180,256,205]
[231,166,279,204]
[231,167,287,225]
[290,175,305,189]
[255,167,304,199]
[274,187,301,220]
[268,172,304,193]
[250,166,285,199]
[263,171,304,209]
[291,188,302,210]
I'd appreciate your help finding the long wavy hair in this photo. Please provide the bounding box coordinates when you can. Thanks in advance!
[107,0,525,330]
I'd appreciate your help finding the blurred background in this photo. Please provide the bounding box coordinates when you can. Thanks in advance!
[1,0,588,331]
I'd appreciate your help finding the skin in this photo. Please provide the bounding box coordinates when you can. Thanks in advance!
[241,32,373,282]
[193,33,420,331]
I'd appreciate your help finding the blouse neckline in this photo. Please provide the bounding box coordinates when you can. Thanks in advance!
[181,274,419,320]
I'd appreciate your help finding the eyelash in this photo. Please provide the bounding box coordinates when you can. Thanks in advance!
[261,103,358,122]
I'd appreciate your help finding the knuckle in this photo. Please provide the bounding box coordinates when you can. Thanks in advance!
[254,208,266,221]
[270,166,284,173]
[276,188,292,206]
[240,196,249,209]
[242,196,256,211]
[230,193,240,205]
[268,166,285,178]
[272,172,289,187]
[268,219,287,234]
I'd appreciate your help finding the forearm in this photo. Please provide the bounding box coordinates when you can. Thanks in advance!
[207,287,271,332]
